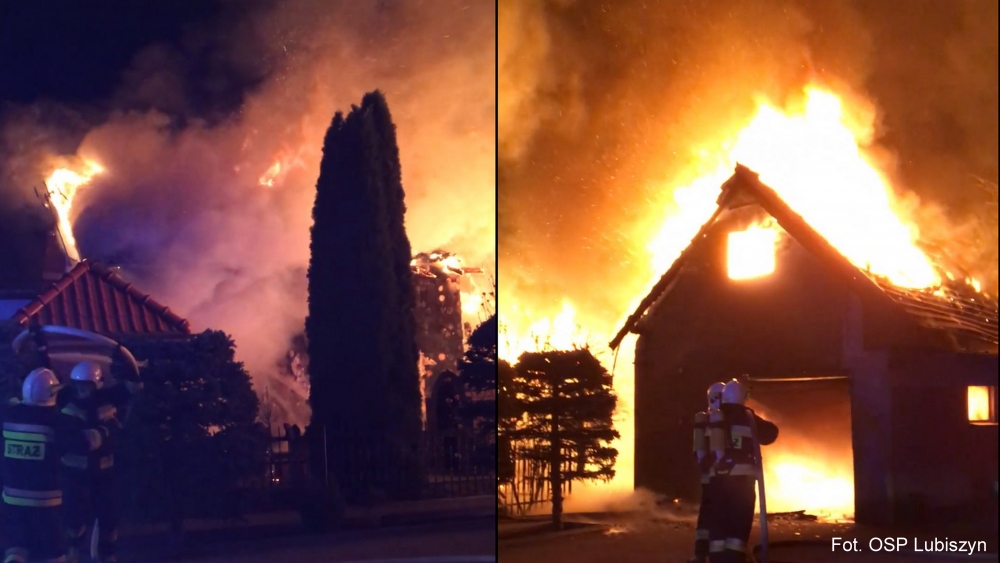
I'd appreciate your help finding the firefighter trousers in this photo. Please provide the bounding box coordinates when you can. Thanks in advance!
[63,469,120,561]
[693,477,716,560]
[2,503,68,563]
[708,475,756,563]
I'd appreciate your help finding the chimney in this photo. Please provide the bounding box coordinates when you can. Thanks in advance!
[42,228,72,280]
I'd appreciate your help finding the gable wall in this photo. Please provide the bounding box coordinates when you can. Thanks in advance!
[634,214,852,499]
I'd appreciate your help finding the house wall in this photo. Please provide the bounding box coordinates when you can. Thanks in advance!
[842,295,895,525]
[886,349,998,524]
[843,293,999,526]
[413,270,464,432]
[634,215,851,500]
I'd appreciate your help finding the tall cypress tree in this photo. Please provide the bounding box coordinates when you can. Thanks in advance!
[306,91,422,501]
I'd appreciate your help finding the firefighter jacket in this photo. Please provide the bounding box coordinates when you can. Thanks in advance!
[2,403,108,508]
[714,403,778,477]
[59,382,136,473]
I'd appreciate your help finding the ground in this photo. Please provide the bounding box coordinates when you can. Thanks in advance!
[499,511,999,563]
[119,515,495,563]
[114,496,496,563]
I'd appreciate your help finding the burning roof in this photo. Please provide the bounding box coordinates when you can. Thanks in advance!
[410,250,484,278]
[612,164,999,353]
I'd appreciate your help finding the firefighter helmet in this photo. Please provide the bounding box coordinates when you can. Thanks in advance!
[722,378,749,405]
[22,368,63,406]
[70,360,104,390]
[707,381,726,409]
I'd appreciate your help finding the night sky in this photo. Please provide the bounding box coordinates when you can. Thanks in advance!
[0,1,258,110]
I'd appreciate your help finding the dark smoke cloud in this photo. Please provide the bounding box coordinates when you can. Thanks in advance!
[1,0,496,387]
[499,0,998,316]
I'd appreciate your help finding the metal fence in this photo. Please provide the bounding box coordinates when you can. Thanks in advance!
[498,439,572,517]
[263,427,494,501]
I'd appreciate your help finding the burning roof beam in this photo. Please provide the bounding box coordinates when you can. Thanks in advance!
[609,196,730,350]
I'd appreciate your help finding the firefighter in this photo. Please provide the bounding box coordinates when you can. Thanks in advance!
[2,368,113,563]
[691,381,726,563]
[60,360,140,563]
[708,378,778,563]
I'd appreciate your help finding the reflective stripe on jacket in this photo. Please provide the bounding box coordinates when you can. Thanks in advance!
[2,486,62,507]
[61,453,114,470]
[58,384,130,473]
[1,405,95,507]
[715,404,757,476]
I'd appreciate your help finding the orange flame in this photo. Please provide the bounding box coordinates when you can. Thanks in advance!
[728,220,778,280]
[410,252,490,325]
[44,160,104,262]
[258,147,307,188]
[967,386,993,423]
[500,85,982,521]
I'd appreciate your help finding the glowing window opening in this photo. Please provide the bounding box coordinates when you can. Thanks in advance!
[727,225,778,280]
[967,386,997,425]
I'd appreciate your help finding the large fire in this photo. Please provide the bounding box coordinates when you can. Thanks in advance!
[43,160,104,263]
[500,85,982,521]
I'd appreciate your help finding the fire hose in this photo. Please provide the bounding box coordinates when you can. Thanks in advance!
[745,413,836,563]
[747,408,769,563]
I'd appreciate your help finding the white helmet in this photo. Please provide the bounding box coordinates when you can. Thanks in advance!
[22,368,63,407]
[722,378,749,405]
[70,361,104,390]
[707,382,726,409]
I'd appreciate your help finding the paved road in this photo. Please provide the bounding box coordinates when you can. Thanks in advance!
[499,512,997,563]
[122,515,497,563]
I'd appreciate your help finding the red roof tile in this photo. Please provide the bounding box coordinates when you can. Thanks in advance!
[12,260,191,336]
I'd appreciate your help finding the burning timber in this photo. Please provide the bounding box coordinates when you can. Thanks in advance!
[267,251,486,429]
[613,165,998,526]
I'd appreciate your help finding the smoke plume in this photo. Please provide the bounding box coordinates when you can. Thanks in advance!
[0,0,496,391]
[499,0,998,324]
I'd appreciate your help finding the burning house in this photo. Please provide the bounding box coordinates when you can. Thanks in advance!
[266,251,487,430]
[611,164,998,526]
[412,251,485,431]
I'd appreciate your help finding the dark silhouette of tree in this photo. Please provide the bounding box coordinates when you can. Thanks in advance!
[115,331,269,529]
[458,314,497,435]
[496,359,518,487]
[306,90,422,501]
[509,349,619,530]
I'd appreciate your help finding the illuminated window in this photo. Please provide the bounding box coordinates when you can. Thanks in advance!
[728,225,777,280]
[967,386,997,424]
